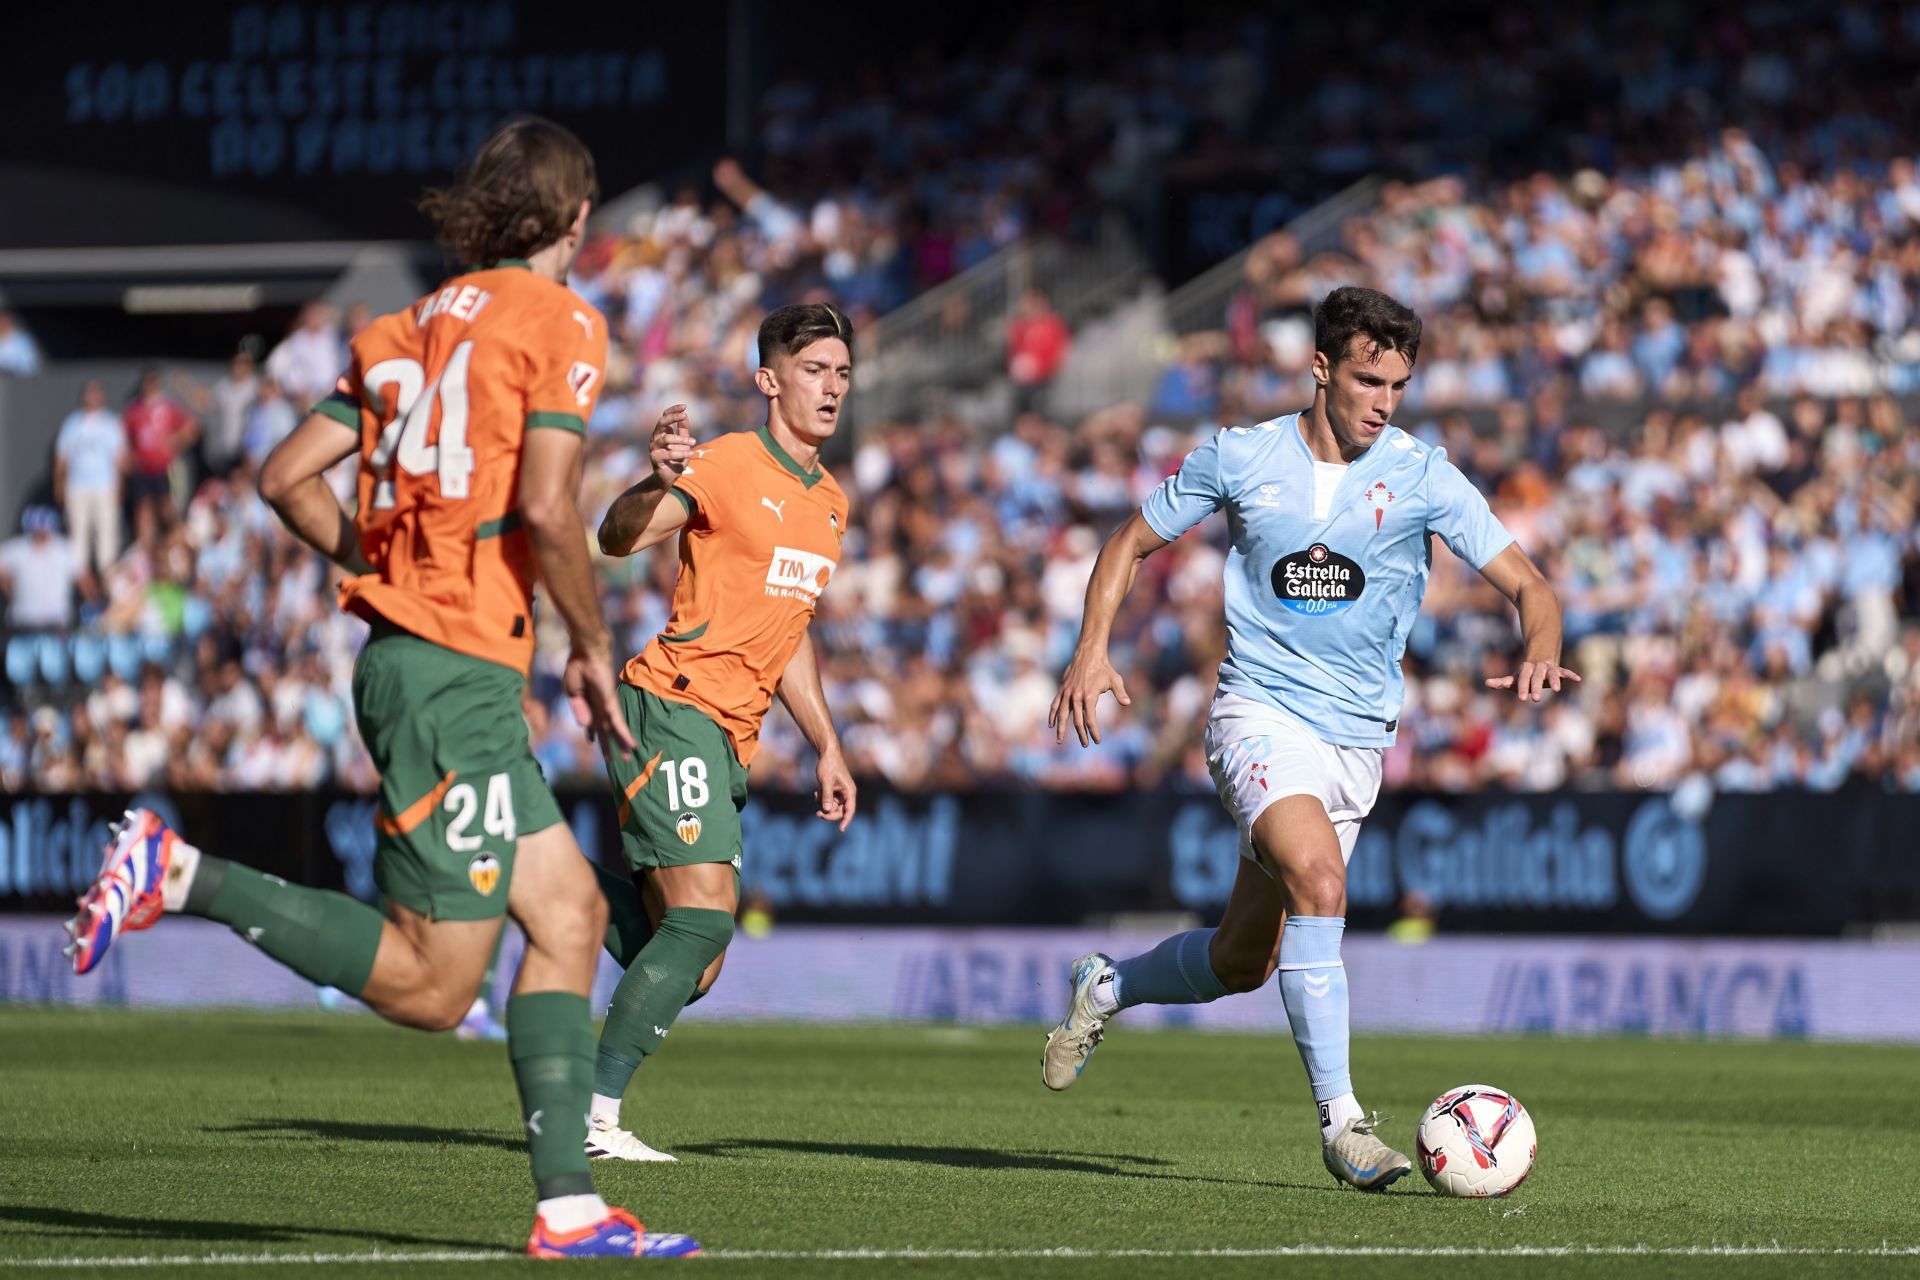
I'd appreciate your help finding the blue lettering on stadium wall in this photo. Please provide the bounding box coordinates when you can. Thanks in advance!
[1622,798,1707,920]
[1485,960,1809,1038]
[742,796,959,910]
[324,799,380,902]
[1394,800,1616,909]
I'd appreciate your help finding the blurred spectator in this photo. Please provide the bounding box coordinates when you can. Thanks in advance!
[176,352,261,477]
[0,507,76,632]
[53,380,126,583]
[243,377,299,469]
[122,369,198,543]
[265,303,345,407]
[0,311,41,376]
[1007,289,1072,415]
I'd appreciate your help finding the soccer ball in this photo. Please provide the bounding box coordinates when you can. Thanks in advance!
[1415,1084,1537,1198]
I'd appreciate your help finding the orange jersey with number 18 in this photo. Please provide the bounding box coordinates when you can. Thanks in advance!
[314,262,608,675]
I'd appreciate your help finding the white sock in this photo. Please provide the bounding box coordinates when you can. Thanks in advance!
[536,1193,609,1233]
[159,838,202,913]
[466,996,489,1019]
[1319,1092,1364,1144]
[589,1093,623,1126]
[1089,970,1121,1017]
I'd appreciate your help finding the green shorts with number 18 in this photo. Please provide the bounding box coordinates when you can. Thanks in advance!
[603,684,749,873]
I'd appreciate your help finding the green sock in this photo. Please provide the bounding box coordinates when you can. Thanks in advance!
[593,862,655,967]
[187,858,384,998]
[593,907,733,1098]
[507,992,597,1200]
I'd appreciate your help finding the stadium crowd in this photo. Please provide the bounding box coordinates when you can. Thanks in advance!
[5,355,1917,798]
[4,0,1919,797]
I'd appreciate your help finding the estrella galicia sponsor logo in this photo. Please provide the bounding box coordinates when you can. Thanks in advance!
[1272,543,1365,615]
[1622,797,1707,920]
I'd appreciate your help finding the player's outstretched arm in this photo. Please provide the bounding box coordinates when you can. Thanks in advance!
[521,427,636,752]
[259,413,370,573]
[598,404,696,555]
[1477,542,1581,703]
[1049,510,1170,747]
[777,629,856,831]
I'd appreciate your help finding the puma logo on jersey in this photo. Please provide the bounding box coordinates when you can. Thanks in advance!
[567,361,599,406]
[761,497,786,522]
[571,310,595,338]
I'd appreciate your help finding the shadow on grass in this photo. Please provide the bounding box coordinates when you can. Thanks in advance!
[676,1138,1347,1194]
[211,1118,522,1153]
[0,1205,508,1252]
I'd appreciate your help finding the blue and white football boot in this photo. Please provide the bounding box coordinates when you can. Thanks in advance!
[1323,1112,1413,1191]
[1042,952,1116,1090]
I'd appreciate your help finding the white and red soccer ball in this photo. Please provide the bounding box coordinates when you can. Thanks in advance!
[1415,1084,1537,1198]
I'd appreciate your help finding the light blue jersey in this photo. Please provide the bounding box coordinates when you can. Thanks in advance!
[1140,413,1514,747]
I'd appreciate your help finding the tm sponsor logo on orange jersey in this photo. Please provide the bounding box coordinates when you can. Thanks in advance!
[766,546,836,601]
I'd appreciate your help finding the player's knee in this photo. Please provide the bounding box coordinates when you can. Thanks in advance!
[385,984,471,1033]
[1213,954,1270,994]
[523,886,607,957]
[1285,866,1347,918]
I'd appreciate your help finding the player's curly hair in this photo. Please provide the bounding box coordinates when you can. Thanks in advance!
[757,303,855,366]
[1314,286,1422,368]
[418,117,599,268]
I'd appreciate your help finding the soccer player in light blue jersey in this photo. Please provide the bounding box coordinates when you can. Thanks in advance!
[1041,287,1578,1191]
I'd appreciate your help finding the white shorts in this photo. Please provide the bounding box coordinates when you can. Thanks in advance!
[1203,692,1384,870]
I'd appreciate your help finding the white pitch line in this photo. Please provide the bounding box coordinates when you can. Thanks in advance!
[8,1245,1920,1267]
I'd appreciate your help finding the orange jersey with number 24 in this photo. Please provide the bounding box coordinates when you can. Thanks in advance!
[313,262,608,675]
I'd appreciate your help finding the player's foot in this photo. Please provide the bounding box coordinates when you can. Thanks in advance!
[1323,1111,1413,1191]
[1042,952,1115,1091]
[454,999,509,1042]
[65,808,180,976]
[585,1115,679,1162]
[526,1207,701,1258]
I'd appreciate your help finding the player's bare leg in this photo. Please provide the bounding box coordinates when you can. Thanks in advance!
[1249,795,1409,1190]
[588,860,735,1162]
[511,823,701,1256]
[1045,838,1287,1090]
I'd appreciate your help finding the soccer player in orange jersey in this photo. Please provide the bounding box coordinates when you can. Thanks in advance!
[64,118,697,1259]
[580,303,857,1162]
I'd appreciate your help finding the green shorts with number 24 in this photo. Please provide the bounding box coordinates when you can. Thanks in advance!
[352,622,564,921]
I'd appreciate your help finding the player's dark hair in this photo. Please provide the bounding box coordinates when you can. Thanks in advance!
[1314,286,1423,369]
[757,303,855,366]
[419,117,599,268]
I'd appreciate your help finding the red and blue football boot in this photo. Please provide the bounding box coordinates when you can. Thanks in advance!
[526,1207,702,1259]
[65,808,181,976]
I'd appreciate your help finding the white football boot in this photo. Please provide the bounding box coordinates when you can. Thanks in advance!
[1042,952,1116,1090]
[584,1114,679,1163]
[1323,1111,1413,1190]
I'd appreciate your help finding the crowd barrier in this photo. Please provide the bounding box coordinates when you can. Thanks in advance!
[5,917,1915,1042]
[3,786,1915,933]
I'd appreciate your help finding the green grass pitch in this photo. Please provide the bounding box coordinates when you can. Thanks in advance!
[2,1009,1916,1277]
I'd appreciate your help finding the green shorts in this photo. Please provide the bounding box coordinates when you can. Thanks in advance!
[352,623,563,921]
[604,684,749,874]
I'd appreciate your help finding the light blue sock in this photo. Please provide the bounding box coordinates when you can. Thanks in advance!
[1278,916,1352,1102]
[1110,929,1232,1010]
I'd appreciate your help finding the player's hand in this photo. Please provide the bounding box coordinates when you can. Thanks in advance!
[815,748,857,833]
[1485,662,1581,704]
[650,404,695,489]
[1049,647,1131,747]
[564,645,637,753]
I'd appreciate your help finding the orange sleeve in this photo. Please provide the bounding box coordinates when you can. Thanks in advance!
[523,300,610,435]
[671,451,726,533]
